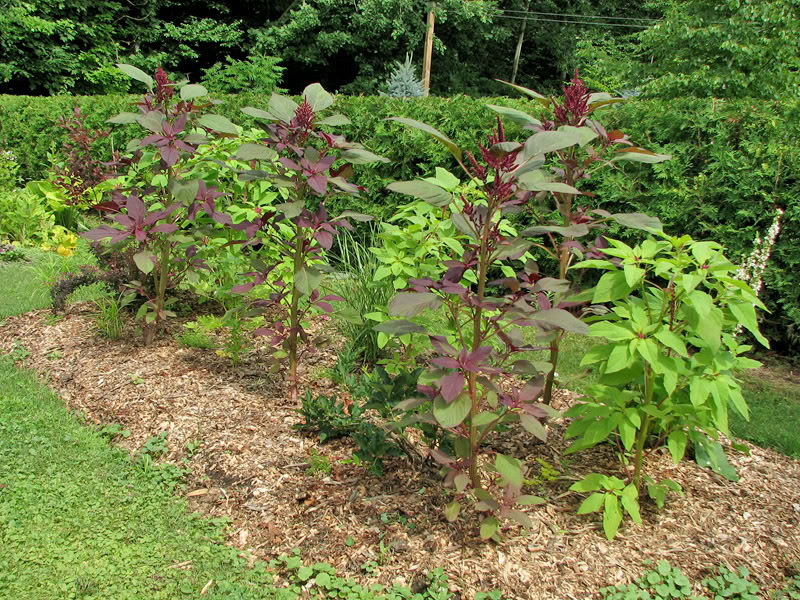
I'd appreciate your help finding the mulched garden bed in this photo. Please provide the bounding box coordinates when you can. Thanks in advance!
[2,304,799,599]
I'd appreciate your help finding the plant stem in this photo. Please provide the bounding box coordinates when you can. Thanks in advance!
[288,228,304,406]
[145,240,170,346]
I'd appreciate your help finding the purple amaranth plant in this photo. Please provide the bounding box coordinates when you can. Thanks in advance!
[83,64,236,345]
[491,70,672,404]
[227,84,388,405]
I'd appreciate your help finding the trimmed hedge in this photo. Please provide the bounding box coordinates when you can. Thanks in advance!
[1,93,798,348]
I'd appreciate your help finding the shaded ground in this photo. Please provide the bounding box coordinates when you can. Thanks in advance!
[2,305,799,599]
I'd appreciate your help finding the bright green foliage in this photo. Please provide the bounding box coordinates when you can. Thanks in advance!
[201,54,286,95]
[591,97,800,350]
[633,0,800,99]
[567,231,768,523]
[570,473,642,540]
[0,149,21,190]
[599,560,698,600]
[702,566,760,600]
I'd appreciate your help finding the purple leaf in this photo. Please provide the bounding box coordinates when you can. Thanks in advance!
[440,372,465,403]
[150,223,178,234]
[81,225,125,241]
[316,302,334,313]
[126,195,145,223]
[432,356,460,369]
[322,294,345,302]
[314,230,333,250]
[307,173,328,195]
[160,145,180,166]
[232,283,255,294]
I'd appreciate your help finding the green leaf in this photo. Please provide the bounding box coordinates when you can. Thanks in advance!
[106,112,139,124]
[433,393,471,428]
[524,130,581,157]
[133,250,156,274]
[667,430,688,463]
[517,495,546,506]
[495,454,523,488]
[486,104,541,127]
[611,147,672,164]
[277,201,304,219]
[172,179,200,204]
[451,213,478,240]
[523,223,590,238]
[317,113,351,126]
[340,148,389,164]
[117,63,153,88]
[654,328,689,358]
[593,271,634,303]
[268,94,299,122]
[234,143,276,162]
[388,117,462,161]
[472,411,499,427]
[589,322,635,341]
[495,79,551,107]
[602,494,623,540]
[386,181,451,207]
[241,106,273,120]
[388,292,442,317]
[611,213,663,232]
[198,114,238,135]
[623,264,645,287]
[372,320,428,335]
[136,111,164,133]
[531,308,589,334]
[559,125,599,147]
[620,484,642,523]
[494,238,533,260]
[569,473,606,492]
[729,301,770,348]
[444,500,461,522]
[479,516,499,540]
[577,492,605,515]
[180,83,208,100]
[294,267,321,296]
[302,82,334,112]
[519,413,547,442]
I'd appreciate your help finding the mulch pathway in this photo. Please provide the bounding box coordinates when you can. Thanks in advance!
[2,304,799,599]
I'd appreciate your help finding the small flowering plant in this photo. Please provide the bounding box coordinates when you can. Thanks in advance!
[735,207,784,300]
[83,64,236,344]
[229,85,388,404]
[566,230,768,538]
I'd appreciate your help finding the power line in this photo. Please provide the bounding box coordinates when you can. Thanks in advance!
[493,9,660,23]
[492,14,652,28]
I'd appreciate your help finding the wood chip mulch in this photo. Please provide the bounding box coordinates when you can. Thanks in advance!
[1,305,799,600]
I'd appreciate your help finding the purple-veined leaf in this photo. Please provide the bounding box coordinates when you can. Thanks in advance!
[107,112,139,124]
[611,147,671,164]
[495,79,551,107]
[302,83,333,112]
[234,143,276,162]
[387,117,462,161]
[294,267,322,296]
[160,145,180,166]
[268,94,299,123]
[388,292,442,317]
[340,148,389,164]
[335,210,373,222]
[81,224,126,242]
[198,114,238,135]
[386,181,451,207]
[440,372,465,403]
[610,212,663,232]
[486,104,541,127]
[136,111,164,133]
[314,230,334,250]
[240,106,272,120]
[451,213,478,240]
[180,83,208,101]
[117,63,153,88]
[322,294,345,302]
[277,201,304,219]
[523,224,590,238]
[524,130,581,157]
[373,320,429,335]
[172,179,200,205]
[530,308,589,334]
[329,177,363,195]
[520,413,548,442]
[316,302,334,313]
[493,238,533,260]
[317,113,351,126]
[429,335,458,356]
[307,173,328,195]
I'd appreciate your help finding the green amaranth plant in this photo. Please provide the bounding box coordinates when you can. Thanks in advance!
[83,64,237,345]
[566,231,768,538]
[228,84,388,404]
[495,71,671,405]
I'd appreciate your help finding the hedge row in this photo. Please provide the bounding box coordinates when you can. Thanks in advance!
[1,93,798,348]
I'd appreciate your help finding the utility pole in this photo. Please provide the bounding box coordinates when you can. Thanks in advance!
[510,1,529,85]
[422,2,436,96]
